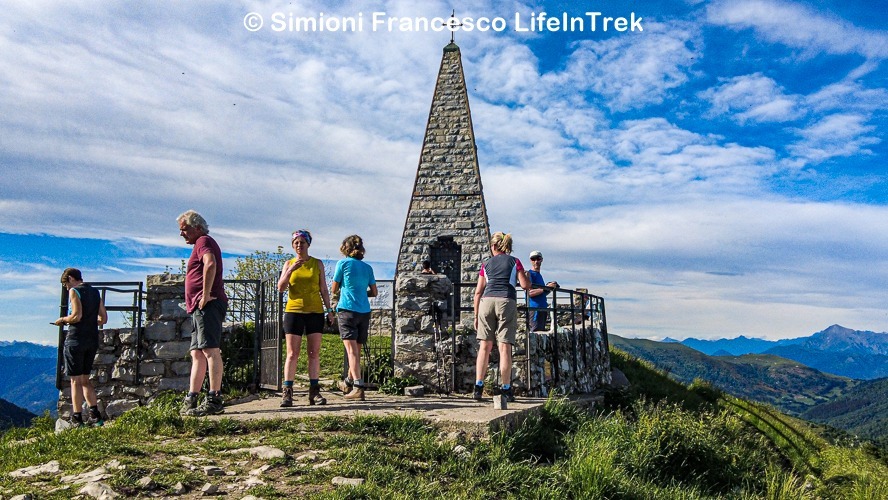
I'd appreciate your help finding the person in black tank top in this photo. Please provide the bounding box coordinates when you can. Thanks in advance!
[54,268,107,427]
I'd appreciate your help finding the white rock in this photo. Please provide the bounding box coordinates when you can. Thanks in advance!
[243,476,266,487]
[312,459,337,470]
[78,481,120,499]
[55,418,72,434]
[9,460,61,478]
[493,395,507,410]
[61,467,110,484]
[249,445,286,460]
[249,464,273,476]
[453,445,470,459]
[172,482,187,494]
[294,450,320,462]
[136,476,156,489]
[200,482,218,495]
[332,476,365,487]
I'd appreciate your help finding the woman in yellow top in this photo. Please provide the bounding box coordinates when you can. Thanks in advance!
[276,230,334,407]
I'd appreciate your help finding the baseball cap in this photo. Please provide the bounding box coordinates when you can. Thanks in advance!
[530,251,543,259]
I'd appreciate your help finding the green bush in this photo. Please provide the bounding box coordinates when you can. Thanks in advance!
[379,375,421,396]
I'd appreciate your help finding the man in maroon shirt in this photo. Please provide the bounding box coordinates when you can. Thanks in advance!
[177,210,228,416]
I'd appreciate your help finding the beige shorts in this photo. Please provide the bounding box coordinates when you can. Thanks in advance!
[477,297,518,345]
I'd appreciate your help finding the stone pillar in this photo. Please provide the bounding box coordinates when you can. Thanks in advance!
[393,274,455,393]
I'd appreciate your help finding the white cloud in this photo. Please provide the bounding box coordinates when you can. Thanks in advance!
[707,0,888,59]
[552,21,702,111]
[789,113,880,162]
[700,73,804,124]
[806,80,888,114]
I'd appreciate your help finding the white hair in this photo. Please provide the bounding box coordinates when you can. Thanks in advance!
[176,210,209,234]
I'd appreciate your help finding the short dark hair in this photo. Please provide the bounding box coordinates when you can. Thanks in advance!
[422,260,431,269]
[61,268,82,283]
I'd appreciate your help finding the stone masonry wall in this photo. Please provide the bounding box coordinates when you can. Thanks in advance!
[394,274,611,396]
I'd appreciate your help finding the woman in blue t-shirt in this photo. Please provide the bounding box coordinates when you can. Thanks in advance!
[331,234,378,401]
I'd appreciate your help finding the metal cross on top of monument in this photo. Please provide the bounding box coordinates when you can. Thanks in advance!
[395,23,491,306]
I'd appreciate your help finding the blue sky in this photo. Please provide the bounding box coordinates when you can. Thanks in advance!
[0,0,885,344]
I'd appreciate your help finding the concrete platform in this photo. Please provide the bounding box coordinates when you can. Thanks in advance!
[210,389,603,438]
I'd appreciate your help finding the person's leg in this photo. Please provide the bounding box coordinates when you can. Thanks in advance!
[475,340,494,382]
[498,342,513,386]
[306,331,326,405]
[306,332,322,380]
[70,377,84,422]
[189,349,208,393]
[343,339,361,382]
[284,333,301,382]
[81,375,98,407]
[204,347,223,392]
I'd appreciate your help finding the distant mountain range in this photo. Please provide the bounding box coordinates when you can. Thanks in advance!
[677,325,888,380]
[612,324,888,446]
[0,341,59,415]
[609,335,858,415]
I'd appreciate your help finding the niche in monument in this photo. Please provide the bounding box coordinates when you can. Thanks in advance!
[429,236,461,312]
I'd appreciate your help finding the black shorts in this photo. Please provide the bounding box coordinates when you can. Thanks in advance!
[530,311,549,332]
[191,299,227,350]
[64,343,98,377]
[337,310,370,344]
[283,312,325,336]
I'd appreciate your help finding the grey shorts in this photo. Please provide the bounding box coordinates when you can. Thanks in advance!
[190,299,227,350]
[477,297,518,345]
[337,309,370,344]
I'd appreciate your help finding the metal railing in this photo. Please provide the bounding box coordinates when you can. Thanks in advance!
[341,279,396,388]
[450,281,608,394]
[56,281,144,390]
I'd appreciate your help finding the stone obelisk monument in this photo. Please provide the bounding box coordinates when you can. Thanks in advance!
[396,42,491,313]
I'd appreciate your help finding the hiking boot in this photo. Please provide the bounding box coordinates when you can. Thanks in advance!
[87,411,104,427]
[180,393,198,415]
[186,394,224,417]
[70,415,85,428]
[308,385,327,406]
[280,386,294,408]
[501,386,516,403]
[337,379,353,393]
[343,385,365,401]
[472,385,483,401]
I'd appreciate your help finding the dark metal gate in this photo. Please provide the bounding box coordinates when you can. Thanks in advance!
[258,277,283,390]
[430,236,462,313]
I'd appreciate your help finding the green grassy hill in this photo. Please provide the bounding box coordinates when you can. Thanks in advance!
[802,377,888,450]
[2,347,886,499]
[610,334,859,414]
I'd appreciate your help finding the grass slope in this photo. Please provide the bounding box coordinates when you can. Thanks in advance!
[2,348,886,499]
